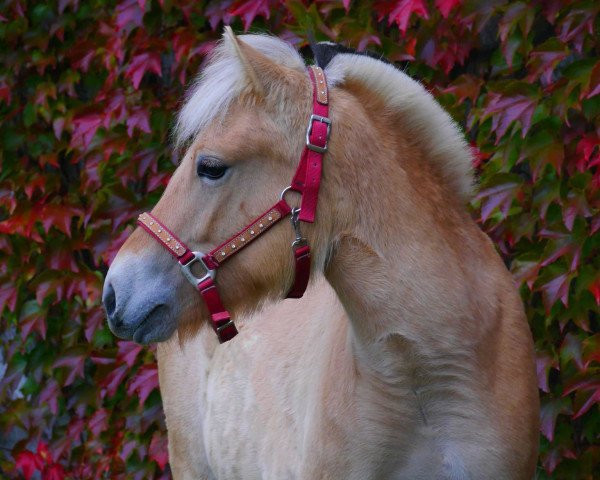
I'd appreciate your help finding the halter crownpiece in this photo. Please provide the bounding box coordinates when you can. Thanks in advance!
[137,66,330,343]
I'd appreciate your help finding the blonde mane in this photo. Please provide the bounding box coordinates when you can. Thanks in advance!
[175,34,474,200]
[324,53,474,200]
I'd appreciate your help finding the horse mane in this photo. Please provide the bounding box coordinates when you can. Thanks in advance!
[175,34,474,201]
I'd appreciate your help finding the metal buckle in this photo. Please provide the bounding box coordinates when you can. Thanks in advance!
[180,252,216,287]
[216,319,235,334]
[306,114,331,153]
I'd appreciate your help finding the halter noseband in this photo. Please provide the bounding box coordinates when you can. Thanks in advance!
[137,66,330,343]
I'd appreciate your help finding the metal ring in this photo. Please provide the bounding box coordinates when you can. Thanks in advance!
[279,186,301,212]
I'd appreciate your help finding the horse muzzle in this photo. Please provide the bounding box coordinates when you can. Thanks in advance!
[103,253,179,344]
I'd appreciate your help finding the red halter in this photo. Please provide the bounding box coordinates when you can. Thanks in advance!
[137,66,330,343]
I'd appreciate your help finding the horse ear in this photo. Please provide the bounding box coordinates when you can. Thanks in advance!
[223,27,296,98]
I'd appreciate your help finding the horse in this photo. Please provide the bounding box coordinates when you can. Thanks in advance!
[103,29,540,479]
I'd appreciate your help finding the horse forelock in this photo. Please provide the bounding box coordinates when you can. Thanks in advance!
[174,34,305,149]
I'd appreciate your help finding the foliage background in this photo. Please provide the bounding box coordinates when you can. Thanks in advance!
[0,0,598,477]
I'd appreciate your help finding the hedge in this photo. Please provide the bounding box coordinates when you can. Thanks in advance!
[0,0,598,478]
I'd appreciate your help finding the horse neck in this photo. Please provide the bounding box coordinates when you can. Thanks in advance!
[322,87,488,366]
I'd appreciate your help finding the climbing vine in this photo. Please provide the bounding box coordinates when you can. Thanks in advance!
[0,0,598,477]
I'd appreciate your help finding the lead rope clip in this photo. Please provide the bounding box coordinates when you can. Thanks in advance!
[291,208,307,248]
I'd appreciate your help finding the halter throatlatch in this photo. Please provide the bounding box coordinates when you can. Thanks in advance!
[137,66,330,343]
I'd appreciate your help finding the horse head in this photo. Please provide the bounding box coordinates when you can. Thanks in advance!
[103,30,336,343]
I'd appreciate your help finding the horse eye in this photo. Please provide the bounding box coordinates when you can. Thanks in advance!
[196,157,229,181]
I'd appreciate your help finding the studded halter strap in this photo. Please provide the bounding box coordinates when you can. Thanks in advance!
[137,66,330,343]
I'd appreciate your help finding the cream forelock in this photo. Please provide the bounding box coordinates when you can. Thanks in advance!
[174,32,305,148]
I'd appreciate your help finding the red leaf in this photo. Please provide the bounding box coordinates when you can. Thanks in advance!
[43,464,66,480]
[483,93,537,140]
[357,34,382,52]
[563,376,600,396]
[206,0,235,31]
[15,451,42,480]
[20,309,47,340]
[589,278,600,306]
[563,377,600,419]
[229,0,271,31]
[149,432,169,470]
[39,379,60,415]
[54,354,86,386]
[126,108,151,137]
[117,340,143,367]
[127,364,159,405]
[71,114,103,149]
[0,84,11,104]
[147,172,170,191]
[527,48,568,85]
[58,0,78,14]
[575,134,599,172]
[173,29,197,63]
[540,273,571,311]
[540,397,572,441]
[116,0,144,32]
[586,62,600,98]
[125,52,162,89]
[388,0,429,34]
[85,307,106,342]
[0,282,18,312]
[435,0,460,18]
[536,352,557,393]
[443,75,483,103]
[37,442,54,463]
[476,181,519,222]
[560,333,585,371]
[36,204,83,237]
[88,409,109,437]
[100,364,129,398]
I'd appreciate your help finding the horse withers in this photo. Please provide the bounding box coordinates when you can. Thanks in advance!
[103,29,539,479]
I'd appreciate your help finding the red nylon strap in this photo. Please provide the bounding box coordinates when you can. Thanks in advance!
[198,278,238,343]
[286,245,311,299]
[290,66,330,223]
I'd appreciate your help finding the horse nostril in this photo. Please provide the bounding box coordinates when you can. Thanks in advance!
[103,282,117,319]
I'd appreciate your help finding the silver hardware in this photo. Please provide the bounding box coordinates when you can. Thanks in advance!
[306,114,331,154]
[280,186,301,210]
[180,252,216,287]
[290,208,307,247]
[280,185,293,203]
[216,319,235,334]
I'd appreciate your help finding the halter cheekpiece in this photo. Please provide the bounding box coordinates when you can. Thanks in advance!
[137,66,330,343]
